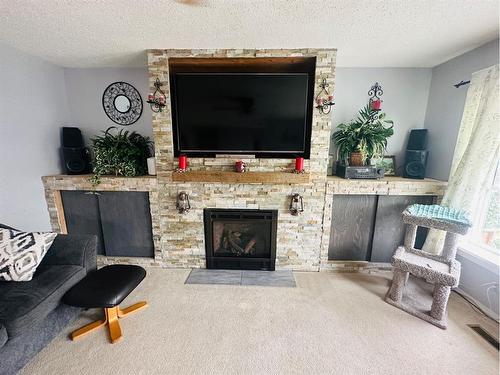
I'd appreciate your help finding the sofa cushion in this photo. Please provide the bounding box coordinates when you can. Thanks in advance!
[0,228,57,281]
[0,264,86,338]
[0,324,7,348]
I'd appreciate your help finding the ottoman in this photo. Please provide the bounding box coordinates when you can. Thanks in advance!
[63,265,147,343]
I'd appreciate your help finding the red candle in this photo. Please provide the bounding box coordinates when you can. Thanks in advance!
[295,157,304,172]
[147,93,154,101]
[178,154,187,170]
[371,99,381,110]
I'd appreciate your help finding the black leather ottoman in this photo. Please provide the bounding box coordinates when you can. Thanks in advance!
[63,265,147,343]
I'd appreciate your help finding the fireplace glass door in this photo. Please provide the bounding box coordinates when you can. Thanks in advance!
[204,209,277,270]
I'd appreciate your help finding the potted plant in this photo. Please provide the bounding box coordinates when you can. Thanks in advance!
[332,105,394,166]
[90,127,153,185]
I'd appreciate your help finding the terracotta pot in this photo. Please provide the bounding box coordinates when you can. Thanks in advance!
[349,152,365,166]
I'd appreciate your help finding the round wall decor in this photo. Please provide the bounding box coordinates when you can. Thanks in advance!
[102,82,143,125]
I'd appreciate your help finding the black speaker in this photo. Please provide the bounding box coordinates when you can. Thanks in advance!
[62,127,84,148]
[406,129,428,150]
[62,147,90,174]
[404,150,428,179]
[61,127,90,174]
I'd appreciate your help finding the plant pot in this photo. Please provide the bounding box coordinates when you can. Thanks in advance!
[349,152,365,166]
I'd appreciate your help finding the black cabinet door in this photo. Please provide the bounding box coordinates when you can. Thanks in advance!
[97,192,154,258]
[328,195,378,261]
[370,195,435,262]
[61,191,106,255]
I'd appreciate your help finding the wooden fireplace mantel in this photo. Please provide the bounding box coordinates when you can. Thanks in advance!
[171,170,310,184]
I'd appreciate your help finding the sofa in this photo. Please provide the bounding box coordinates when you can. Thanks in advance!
[0,224,97,375]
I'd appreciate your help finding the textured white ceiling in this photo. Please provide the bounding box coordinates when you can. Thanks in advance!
[0,0,498,68]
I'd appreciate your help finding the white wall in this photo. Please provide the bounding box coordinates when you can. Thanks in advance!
[63,68,152,146]
[424,39,499,180]
[331,68,432,172]
[0,43,70,231]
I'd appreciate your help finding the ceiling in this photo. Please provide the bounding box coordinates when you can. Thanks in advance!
[0,0,498,68]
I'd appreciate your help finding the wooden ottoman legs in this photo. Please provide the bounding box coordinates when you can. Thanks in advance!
[71,301,148,343]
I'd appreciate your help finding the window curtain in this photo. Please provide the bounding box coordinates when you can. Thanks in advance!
[423,64,500,254]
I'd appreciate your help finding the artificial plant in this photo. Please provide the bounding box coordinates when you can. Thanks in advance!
[90,127,152,185]
[332,105,394,165]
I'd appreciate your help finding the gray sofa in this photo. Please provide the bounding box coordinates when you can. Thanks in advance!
[0,224,97,375]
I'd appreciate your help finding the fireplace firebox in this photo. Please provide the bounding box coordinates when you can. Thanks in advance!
[204,209,277,271]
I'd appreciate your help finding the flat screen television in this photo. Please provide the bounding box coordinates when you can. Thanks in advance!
[171,73,313,158]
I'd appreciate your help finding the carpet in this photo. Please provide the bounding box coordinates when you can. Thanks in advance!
[19,269,499,375]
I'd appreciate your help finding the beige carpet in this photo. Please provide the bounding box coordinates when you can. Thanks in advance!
[20,269,499,375]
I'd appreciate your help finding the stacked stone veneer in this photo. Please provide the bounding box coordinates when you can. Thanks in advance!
[42,175,162,267]
[148,49,336,271]
[43,49,447,272]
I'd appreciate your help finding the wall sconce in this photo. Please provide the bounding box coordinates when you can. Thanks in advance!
[289,193,304,216]
[176,192,191,214]
[147,78,167,113]
[315,78,335,114]
[368,82,383,111]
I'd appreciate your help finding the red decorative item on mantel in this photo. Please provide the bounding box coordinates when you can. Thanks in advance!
[178,154,187,171]
[294,157,304,173]
[235,160,246,173]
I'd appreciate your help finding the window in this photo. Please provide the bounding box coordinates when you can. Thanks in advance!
[463,160,500,257]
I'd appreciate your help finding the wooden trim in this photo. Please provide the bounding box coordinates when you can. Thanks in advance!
[171,170,310,184]
[168,57,317,73]
[53,190,68,234]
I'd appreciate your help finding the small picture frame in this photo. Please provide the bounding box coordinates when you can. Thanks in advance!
[373,155,396,176]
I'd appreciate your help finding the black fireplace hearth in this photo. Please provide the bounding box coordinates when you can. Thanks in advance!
[203,209,277,271]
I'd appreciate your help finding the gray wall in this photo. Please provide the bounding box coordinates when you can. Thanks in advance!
[331,68,432,172]
[424,39,499,180]
[456,253,499,317]
[0,43,69,231]
[64,68,152,146]
[423,39,500,319]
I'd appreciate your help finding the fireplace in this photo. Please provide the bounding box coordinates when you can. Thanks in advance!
[204,209,278,271]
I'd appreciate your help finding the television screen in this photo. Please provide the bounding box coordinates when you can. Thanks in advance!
[171,73,312,158]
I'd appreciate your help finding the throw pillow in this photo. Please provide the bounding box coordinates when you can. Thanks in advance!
[0,228,57,281]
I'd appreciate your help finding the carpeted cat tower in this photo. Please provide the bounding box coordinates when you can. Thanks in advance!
[386,204,472,329]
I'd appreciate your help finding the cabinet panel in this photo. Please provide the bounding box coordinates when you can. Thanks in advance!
[328,195,378,261]
[61,191,105,255]
[370,195,435,262]
[98,192,154,258]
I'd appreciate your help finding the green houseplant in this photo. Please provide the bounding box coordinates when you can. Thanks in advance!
[90,127,152,185]
[332,105,394,166]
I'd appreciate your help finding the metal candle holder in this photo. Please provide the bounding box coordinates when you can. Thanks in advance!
[315,78,335,114]
[147,78,167,113]
[289,193,304,216]
[176,192,191,214]
[368,82,383,110]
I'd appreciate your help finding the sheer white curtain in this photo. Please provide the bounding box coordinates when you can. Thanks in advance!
[423,64,500,254]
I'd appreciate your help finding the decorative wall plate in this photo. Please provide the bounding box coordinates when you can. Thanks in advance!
[102,82,143,125]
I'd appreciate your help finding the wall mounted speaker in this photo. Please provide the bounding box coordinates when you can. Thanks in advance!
[61,127,90,174]
[404,150,428,179]
[406,129,428,150]
[62,127,84,148]
[62,147,91,174]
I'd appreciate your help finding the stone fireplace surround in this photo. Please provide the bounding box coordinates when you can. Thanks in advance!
[42,48,447,272]
[147,48,336,271]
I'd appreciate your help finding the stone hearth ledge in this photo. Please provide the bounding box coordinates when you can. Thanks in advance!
[42,174,162,267]
[42,174,446,272]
